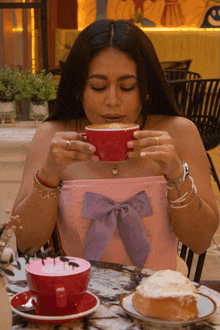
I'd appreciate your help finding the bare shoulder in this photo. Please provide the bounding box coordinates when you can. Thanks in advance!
[147,114,201,141]
[30,119,77,149]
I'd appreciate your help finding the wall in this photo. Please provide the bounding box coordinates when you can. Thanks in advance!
[77,0,220,30]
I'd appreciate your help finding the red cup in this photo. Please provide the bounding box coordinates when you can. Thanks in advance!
[85,123,139,162]
[26,257,91,315]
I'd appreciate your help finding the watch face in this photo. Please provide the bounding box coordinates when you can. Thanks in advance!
[183,162,190,176]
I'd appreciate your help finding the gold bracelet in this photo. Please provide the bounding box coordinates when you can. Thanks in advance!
[33,173,63,199]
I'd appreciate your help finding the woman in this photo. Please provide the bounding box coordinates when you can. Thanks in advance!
[12,20,218,271]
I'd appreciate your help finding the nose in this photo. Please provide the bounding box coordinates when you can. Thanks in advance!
[105,86,120,107]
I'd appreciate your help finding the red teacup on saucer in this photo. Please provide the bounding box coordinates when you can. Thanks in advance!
[11,290,100,324]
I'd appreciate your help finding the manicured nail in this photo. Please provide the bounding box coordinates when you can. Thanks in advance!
[127,141,134,148]
[89,146,96,152]
[92,155,99,162]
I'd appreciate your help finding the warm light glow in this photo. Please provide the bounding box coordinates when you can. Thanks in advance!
[12,27,23,32]
[31,8,36,74]
[141,27,220,32]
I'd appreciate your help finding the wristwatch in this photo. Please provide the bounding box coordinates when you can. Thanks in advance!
[165,162,190,184]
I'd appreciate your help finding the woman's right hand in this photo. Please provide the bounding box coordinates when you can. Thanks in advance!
[39,131,96,183]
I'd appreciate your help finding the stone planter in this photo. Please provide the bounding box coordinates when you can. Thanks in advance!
[0,277,12,330]
[0,101,16,127]
[29,101,49,120]
[29,101,49,127]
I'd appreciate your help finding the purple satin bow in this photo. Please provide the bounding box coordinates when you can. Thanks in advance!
[83,190,153,268]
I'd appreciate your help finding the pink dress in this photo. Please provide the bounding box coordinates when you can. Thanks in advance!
[58,176,178,271]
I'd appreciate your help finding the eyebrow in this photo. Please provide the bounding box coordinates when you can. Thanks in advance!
[87,74,137,81]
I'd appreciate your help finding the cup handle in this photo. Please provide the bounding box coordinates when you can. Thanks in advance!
[55,285,67,308]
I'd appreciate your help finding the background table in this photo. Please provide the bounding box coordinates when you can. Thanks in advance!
[8,260,220,329]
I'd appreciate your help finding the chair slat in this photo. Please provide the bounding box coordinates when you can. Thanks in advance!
[169,78,220,190]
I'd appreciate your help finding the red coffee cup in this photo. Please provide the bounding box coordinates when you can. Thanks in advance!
[85,123,139,162]
[26,257,91,315]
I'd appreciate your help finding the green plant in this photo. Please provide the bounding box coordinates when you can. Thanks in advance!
[0,66,23,102]
[22,70,59,104]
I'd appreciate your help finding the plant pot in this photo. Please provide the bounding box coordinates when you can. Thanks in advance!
[0,101,16,127]
[0,277,12,330]
[29,101,49,120]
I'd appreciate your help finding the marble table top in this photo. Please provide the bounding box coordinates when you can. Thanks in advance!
[7,260,220,330]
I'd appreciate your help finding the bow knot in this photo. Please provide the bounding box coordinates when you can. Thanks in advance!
[83,190,153,268]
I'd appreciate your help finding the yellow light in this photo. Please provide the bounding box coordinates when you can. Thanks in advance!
[141,27,220,32]
[31,8,35,74]
[12,27,23,32]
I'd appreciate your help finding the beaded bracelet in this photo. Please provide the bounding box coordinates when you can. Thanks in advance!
[36,171,57,188]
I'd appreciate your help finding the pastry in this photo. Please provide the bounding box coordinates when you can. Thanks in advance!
[132,269,198,321]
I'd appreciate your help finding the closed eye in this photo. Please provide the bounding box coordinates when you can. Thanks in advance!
[91,86,136,92]
[91,87,106,91]
[121,86,136,91]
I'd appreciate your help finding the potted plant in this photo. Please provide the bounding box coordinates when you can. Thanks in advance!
[21,70,59,126]
[0,66,23,127]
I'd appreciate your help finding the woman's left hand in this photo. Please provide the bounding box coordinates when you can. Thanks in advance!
[127,130,183,179]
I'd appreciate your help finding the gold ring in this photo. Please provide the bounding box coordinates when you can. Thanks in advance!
[66,140,71,150]
[154,137,159,146]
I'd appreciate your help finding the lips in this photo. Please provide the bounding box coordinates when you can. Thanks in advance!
[103,117,125,123]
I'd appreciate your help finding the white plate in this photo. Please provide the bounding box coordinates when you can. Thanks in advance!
[120,292,217,325]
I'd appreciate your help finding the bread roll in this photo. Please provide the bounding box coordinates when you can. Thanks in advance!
[132,270,198,321]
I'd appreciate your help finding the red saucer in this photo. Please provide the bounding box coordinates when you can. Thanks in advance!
[11,290,100,324]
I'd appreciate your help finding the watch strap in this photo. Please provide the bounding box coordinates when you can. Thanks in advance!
[165,162,190,184]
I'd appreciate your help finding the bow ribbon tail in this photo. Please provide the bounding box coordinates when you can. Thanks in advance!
[84,211,117,261]
[117,209,151,268]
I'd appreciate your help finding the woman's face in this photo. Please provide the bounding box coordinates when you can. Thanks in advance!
[82,48,142,125]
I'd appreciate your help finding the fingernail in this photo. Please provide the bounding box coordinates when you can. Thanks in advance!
[133,131,138,138]
[127,141,134,148]
[140,152,147,157]
[92,155,99,162]
[89,146,96,152]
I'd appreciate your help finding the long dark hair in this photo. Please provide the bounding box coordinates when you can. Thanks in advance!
[46,19,181,127]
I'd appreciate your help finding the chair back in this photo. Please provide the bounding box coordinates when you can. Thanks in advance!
[164,70,201,81]
[59,60,66,74]
[169,78,220,151]
[160,59,192,71]
[179,242,206,283]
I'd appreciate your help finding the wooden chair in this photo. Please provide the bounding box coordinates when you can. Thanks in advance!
[160,59,192,71]
[179,242,207,283]
[169,78,220,191]
[164,70,201,81]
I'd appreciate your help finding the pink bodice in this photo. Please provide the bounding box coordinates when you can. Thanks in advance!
[58,176,178,271]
